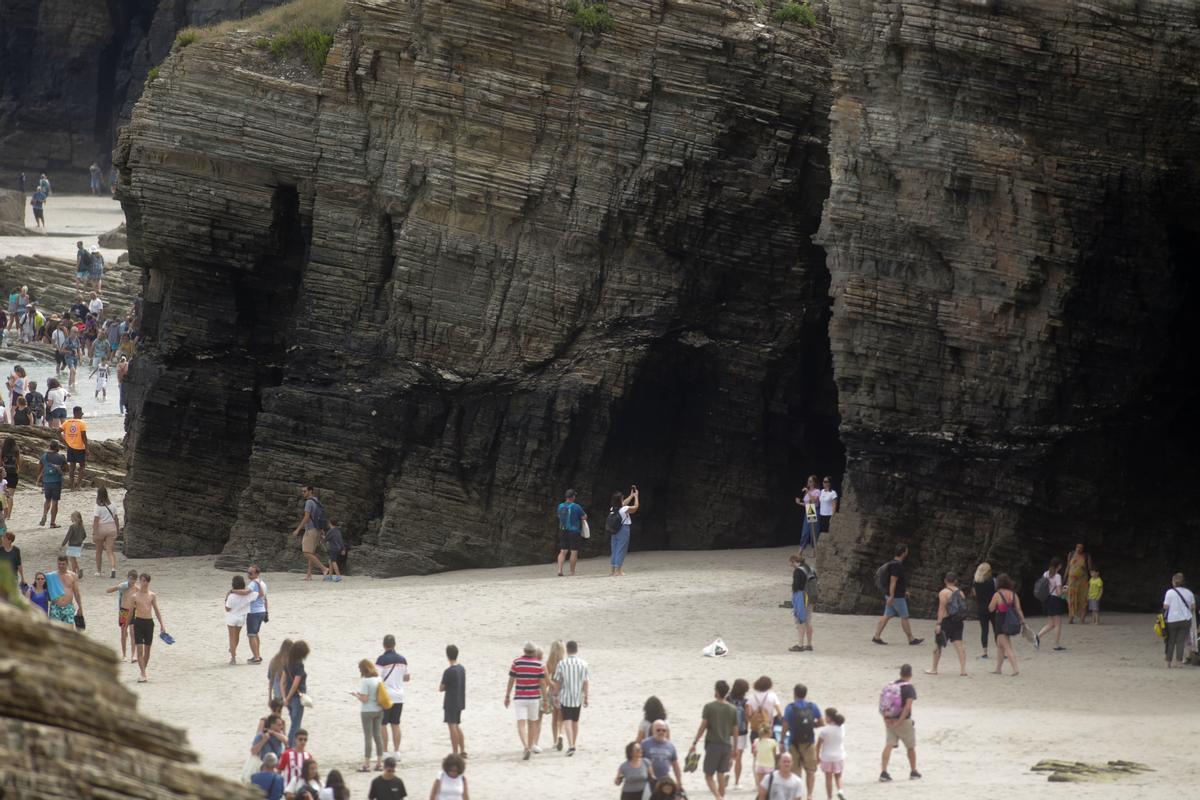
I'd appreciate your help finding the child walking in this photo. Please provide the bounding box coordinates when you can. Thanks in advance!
[1087,569,1103,624]
[106,569,140,661]
[91,360,109,401]
[751,725,778,783]
[816,707,846,800]
[59,511,87,580]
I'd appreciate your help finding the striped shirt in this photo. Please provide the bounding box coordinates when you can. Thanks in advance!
[554,655,589,708]
[509,656,546,700]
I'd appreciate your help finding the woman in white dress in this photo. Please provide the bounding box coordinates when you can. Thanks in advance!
[225,575,258,665]
[429,753,469,800]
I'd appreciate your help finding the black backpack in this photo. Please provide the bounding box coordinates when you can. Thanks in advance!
[308,497,329,531]
[946,589,968,622]
[788,701,816,744]
[605,507,623,536]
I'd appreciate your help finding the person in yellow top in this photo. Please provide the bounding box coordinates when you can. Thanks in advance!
[60,407,88,490]
[1087,569,1103,625]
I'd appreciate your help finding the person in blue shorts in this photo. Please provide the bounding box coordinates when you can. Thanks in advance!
[788,553,814,652]
[555,488,587,577]
[872,544,923,647]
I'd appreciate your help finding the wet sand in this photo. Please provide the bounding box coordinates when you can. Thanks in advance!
[0,194,126,264]
[9,505,1197,799]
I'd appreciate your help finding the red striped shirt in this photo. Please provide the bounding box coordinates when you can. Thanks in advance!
[509,656,545,699]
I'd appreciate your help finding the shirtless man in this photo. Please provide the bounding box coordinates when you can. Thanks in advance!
[49,554,83,626]
[130,572,168,682]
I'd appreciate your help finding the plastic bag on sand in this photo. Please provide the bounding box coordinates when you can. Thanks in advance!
[241,754,261,782]
[702,638,728,658]
[1020,623,1036,645]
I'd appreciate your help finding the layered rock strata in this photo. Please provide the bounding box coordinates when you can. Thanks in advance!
[0,599,257,799]
[814,0,1200,612]
[116,0,842,567]
[0,188,23,234]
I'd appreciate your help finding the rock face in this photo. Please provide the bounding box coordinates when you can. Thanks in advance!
[115,0,842,568]
[0,599,257,799]
[0,254,140,320]
[0,0,287,189]
[814,0,1200,612]
[0,188,23,233]
[98,222,128,249]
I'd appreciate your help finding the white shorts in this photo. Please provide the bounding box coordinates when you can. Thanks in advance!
[513,698,540,721]
[736,733,749,750]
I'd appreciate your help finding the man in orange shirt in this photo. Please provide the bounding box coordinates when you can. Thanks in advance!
[61,406,88,489]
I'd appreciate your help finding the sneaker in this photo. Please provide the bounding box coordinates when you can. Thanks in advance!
[322,575,333,582]
[530,745,542,754]
[837,792,846,800]
[872,638,887,645]
[110,570,116,579]
[248,657,263,664]
[332,576,343,582]
[979,653,989,659]
[879,771,892,782]
[567,747,576,757]
[1053,646,1066,651]
[94,572,102,577]
[908,638,924,646]
[523,750,530,761]
[910,770,922,779]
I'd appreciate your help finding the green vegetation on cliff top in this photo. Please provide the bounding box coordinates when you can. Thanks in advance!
[774,0,817,27]
[174,0,346,74]
[565,0,614,33]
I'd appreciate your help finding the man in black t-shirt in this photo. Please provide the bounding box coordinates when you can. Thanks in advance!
[872,544,923,646]
[368,757,406,799]
[439,644,467,758]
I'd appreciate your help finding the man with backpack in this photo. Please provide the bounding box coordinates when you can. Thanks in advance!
[75,242,92,294]
[290,486,330,581]
[926,572,968,676]
[781,683,824,798]
[554,488,587,577]
[878,664,920,782]
[872,544,923,646]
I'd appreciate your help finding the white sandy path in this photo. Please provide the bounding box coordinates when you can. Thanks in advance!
[9,490,1199,800]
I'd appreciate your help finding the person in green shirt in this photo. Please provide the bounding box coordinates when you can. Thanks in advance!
[689,680,739,799]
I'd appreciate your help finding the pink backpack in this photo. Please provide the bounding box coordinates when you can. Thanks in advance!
[878,681,906,718]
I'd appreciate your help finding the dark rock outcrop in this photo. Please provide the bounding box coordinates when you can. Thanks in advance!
[0,188,23,233]
[0,600,256,799]
[98,222,128,249]
[814,0,1200,612]
[0,0,287,188]
[116,0,842,567]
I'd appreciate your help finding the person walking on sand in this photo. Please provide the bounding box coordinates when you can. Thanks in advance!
[757,751,804,800]
[972,562,996,659]
[745,676,783,745]
[106,569,140,662]
[1035,557,1067,651]
[553,640,590,756]
[430,753,470,800]
[1065,543,1092,624]
[376,634,411,758]
[352,659,386,772]
[788,553,814,652]
[93,486,120,578]
[504,641,549,760]
[878,664,919,783]
[815,708,846,800]
[555,489,587,577]
[986,574,1025,676]
[58,511,87,578]
[30,187,46,228]
[368,756,406,800]
[278,729,314,788]
[61,406,88,489]
[225,575,258,664]
[1087,568,1103,624]
[642,720,682,788]
[322,520,345,582]
[130,572,167,682]
[291,486,330,581]
[616,740,653,800]
[608,486,639,576]
[1162,572,1196,669]
[0,531,24,586]
[439,644,467,758]
[36,440,67,527]
[282,641,312,746]
[48,554,83,626]
[782,683,824,799]
[689,680,738,800]
[245,565,269,664]
[872,544,924,646]
[544,640,565,751]
[926,572,968,676]
[268,640,294,703]
[727,680,750,790]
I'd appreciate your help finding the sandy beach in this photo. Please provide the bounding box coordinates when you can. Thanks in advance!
[7,489,1197,800]
[0,194,126,264]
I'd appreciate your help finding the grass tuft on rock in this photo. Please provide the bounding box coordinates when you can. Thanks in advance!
[564,0,614,33]
[174,0,347,74]
[774,0,817,27]
[173,31,199,50]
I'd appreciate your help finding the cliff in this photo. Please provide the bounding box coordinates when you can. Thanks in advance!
[113,0,1200,610]
[0,0,287,188]
[115,0,841,570]
[0,599,257,799]
[814,0,1200,612]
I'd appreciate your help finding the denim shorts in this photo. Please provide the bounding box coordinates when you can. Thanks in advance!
[884,597,910,618]
[246,611,266,635]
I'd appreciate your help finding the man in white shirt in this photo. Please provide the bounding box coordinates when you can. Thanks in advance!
[88,292,104,321]
[758,751,804,800]
[375,634,410,757]
[552,640,590,756]
[1162,572,1196,668]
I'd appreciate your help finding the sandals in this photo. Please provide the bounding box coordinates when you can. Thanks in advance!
[357,765,371,773]
[789,644,804,652]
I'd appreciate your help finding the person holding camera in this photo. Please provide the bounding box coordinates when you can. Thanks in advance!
[609,485,639,577]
